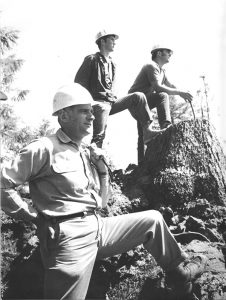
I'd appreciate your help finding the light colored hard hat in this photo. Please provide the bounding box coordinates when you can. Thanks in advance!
[95,29,119,44]
[151,44,173,54]
[52,83,95,116]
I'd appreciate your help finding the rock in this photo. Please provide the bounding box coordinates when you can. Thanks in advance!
[185,241,226,300]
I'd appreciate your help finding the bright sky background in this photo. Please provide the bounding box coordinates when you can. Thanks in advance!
[1,0,226,168]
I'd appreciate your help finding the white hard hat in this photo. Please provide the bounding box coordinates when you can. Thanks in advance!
[52,83,95,116]
[95,29,119,44]
[151,45,173,54]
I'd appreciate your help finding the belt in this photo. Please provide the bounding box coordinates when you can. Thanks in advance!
[51,211,95,223]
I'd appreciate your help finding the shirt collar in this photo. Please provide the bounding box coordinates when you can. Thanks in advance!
[97,52,112,63]
[56,128,72,144]
[152,60,165,72]
[56,128,87,151]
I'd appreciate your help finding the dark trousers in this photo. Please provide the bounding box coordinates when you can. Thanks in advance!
[137,92,172,163]
[92,92,153,148]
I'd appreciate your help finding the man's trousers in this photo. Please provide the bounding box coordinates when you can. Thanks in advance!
[40,210,187,300]
[92,92,153,148]
[137,92,172,163]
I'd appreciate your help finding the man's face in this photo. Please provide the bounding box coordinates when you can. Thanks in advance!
[159,49,173,64]
[66,104,94,138]
[103,35,117,52]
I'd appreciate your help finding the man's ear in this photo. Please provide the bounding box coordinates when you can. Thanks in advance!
[157,50,162,57]
[58,109,70,123]
[100,38,105,47]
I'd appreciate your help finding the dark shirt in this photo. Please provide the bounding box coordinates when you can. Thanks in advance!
[74,52,116,103]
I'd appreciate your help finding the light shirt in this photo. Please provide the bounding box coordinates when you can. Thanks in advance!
[1,129,102,218]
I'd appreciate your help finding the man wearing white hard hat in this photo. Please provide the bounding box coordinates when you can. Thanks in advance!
[129,45,193,159]
[74,30,162,150]
[1,83,207,299]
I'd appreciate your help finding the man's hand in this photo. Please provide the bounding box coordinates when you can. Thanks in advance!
[179,91,193,102]
[89,143,108,173]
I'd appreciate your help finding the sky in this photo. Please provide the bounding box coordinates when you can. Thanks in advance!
[1,0,226,168]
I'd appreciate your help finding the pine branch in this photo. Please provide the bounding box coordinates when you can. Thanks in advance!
[12,90,30,101]
[0,28,19,55]
[2,56,24,73]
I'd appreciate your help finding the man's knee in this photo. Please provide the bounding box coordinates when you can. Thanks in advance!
[93,103,111,114]
[158,92,169,101]
[148,210,163,221]
[129,92,147,106]
[142,210,164,225]
[134,91,146,101]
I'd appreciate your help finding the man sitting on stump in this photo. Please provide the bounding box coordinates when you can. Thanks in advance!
[129,44,193,162]
[1,83,207,300]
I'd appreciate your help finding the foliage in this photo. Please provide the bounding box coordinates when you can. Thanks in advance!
[0,25,54,161]
[0,26,29,100]
[170,95,192,124]
[169,76,211,125]
[0,27,19,55]
[0,24,55,297]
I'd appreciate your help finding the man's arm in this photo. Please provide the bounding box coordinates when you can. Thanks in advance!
[1,140,48,222]
[147,65,193,102]
[89,144,111,208]
[1,188,38,222]
[163,74,176,89]
[157,84,193,102]
[74,55,93,90]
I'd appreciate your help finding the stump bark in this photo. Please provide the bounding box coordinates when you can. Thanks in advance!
[138,120,226,208]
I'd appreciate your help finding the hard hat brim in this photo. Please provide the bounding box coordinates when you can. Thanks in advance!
[96,33,119,43]
[52,101,95,116]
[151,47,173,54]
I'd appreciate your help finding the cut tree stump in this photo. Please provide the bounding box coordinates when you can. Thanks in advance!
[138,120,226,208]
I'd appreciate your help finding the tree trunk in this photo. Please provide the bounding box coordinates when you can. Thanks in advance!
[138,120,226,208]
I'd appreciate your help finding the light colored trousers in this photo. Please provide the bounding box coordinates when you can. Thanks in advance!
[40,210,187,300]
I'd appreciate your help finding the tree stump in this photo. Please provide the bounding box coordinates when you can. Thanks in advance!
[138,120,226,208]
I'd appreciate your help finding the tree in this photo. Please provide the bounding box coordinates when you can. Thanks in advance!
[0,26,54,161]
[0,26,29,160]
[0,25,54,297]
[0,27,29,100]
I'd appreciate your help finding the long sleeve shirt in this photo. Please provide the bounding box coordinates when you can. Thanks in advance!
[74,52,117,102]
[1,129,103,221]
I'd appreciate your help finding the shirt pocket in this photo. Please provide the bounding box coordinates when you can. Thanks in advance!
[51,151,88,191]
[52,151,83,174]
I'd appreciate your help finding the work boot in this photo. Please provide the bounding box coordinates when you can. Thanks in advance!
[166,255,208,297]
[161,121,172,129]
[143,127,166,144]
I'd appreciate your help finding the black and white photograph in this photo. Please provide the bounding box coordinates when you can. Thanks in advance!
[1,0,226,299]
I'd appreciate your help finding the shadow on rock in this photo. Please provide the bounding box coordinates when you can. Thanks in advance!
[3,245,44,299]
[138,277,172,300]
